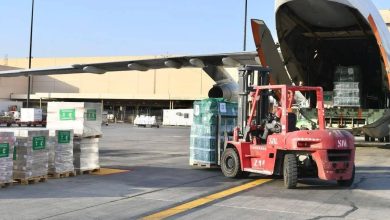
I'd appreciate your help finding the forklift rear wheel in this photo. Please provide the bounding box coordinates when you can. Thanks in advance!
[221,148,246,178]
[283,154,298,189]
[337,165,355,187]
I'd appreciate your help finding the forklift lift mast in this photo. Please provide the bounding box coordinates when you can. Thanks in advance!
[221,65,355,188]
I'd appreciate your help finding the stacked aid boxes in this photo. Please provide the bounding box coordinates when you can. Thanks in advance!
[48,130,75,174]
[46,102,102,138]
[0,132,15,184]
[333,66,361,107]
[10,129,49,179]
[73,137,100,171]
[190,98,237,165]
[47,102,102,172]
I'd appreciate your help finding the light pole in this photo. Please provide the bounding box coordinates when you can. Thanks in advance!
[243,0,248,51]
[27,0,35,108]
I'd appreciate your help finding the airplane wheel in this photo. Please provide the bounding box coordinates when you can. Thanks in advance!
[385,136,390,142]
[338,165,355,187]
[283,154,298,189]
[221,148,245,178]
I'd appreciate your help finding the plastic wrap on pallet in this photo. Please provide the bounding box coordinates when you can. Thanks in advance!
[190,99,237,164]
[47,102,102,138]
[48,130,74,174]
[73,137,100,171]
[334,82,360,89]
[333,66,361,107]
[334,66,361,82]
[193,98,237,117]
[333,88,360,98]
[0,132,15,183]
[1,128,50,179]
[333,97,361,107]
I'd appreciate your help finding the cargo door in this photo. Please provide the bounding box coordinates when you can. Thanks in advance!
[251,19,291,85]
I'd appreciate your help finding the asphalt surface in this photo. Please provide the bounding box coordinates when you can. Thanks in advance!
[1,124,390,220]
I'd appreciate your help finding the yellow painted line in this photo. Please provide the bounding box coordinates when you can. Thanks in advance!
[143,178,272,220]
[91,168,130,175]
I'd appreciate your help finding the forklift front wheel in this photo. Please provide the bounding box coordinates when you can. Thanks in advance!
[283,154,298,189]
[221,148,247,178]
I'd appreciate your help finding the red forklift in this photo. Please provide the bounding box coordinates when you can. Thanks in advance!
[221,66,355,188]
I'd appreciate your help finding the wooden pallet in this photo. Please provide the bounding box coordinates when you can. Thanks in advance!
[14,175,48,185]
[191,162,219,168]
[48,171,76,179]
[0,182,13,188]
[75,168,100,175]
[74,135,102,139]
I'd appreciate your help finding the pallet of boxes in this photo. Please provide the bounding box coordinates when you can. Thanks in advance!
[47,102,102,175]
[0,132,15,188]
[333,66,361,107]
[1,128,50,185]
[48,129,76,178]
[190,98,237,168]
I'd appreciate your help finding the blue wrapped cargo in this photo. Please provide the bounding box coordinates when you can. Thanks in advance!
[189,98,237,166]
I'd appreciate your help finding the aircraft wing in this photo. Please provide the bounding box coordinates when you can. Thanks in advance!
[0,52,259,77]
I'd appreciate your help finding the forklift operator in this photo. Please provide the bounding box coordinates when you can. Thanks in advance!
[261,96,282,141]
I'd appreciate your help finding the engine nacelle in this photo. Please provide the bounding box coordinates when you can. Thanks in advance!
[208,82,238,102]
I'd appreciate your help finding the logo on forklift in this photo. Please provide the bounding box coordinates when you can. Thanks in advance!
[254,159,265,168]
[337,139,348,148]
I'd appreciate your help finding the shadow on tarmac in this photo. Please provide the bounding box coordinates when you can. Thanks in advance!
[0,165,242,199]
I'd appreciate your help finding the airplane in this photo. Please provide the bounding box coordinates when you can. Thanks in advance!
[0,0,389,109]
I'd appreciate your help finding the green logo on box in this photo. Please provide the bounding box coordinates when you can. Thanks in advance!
[0,143,9,158]
[60,109,76,120]
[86,109,97,121]
[58,131,71,144]
[32,136,46,150]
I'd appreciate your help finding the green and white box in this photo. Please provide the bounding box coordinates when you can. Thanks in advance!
[47,102,102,137]
[48,129,75,174]
[0,132,15,184]
[0,128,49,179]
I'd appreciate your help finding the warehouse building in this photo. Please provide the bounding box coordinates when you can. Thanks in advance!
[380,9,390,31]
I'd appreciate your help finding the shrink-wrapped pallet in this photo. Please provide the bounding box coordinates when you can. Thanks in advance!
[333,66,361,107]
[0,132,15,184]
[190,98,237,165]
[47,102,102,137]
[73,137,100,171]
[1,128,50,179]
[48,130,74,174]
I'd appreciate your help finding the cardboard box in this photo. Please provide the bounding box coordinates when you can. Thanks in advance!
[47,102,102,137]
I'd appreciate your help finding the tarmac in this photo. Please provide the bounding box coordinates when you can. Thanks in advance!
[1,124,390,220]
